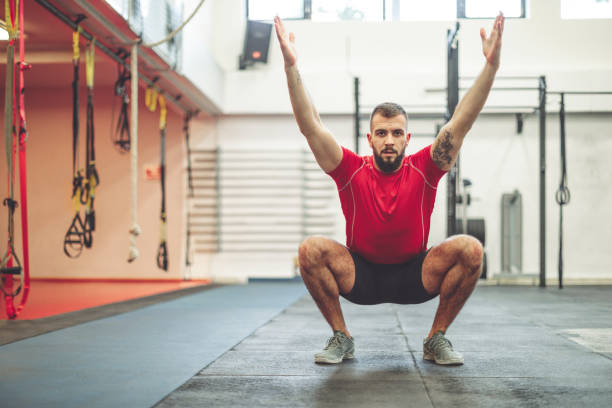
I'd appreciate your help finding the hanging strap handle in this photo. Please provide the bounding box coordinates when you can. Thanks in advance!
[1,198,23,298]
[156,95,168,271]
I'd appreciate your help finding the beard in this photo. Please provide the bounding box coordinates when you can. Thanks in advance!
[373,148,405,173]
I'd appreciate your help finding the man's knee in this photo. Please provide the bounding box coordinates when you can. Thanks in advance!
[457,235,483,274]
[298,237,329,273]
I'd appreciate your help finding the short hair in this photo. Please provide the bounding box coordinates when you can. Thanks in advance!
[370,102,408,130]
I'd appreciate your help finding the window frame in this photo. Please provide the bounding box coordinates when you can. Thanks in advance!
[457,0,527,19]
[246,0,311,21]
[245,0,527,21]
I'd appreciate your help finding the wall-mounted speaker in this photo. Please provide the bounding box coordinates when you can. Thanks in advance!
[239,20,272,70]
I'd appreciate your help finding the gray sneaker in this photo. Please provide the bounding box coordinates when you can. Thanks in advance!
[423,331,464,365]
[314,331,355,364]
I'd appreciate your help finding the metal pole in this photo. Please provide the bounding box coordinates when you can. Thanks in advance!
[354,77,360,154]
[557,92,569,290]
[538,75,547,288]
[446,23,460,237]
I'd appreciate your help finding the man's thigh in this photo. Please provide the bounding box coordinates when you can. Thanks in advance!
[300,236,356,294]
[421,235,476,295]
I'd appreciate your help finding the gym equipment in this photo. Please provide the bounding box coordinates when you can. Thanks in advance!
[83,39,99,249]
[547,90,612,288]
[501,190,522,275]
[112,49,131,153]
[64,21,88,258]
[146,87,169,271]
[2,0,32,319]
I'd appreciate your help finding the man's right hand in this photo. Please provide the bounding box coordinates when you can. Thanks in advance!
[274,16,297,68]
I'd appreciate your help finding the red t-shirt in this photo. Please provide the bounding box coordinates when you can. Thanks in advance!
[327,145,447,264]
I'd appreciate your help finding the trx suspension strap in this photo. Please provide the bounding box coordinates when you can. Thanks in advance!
[63,23,86,258]
[555,93,570,290]
[147,87,168,271]
[113,49,130,153]
[82,39,99,249]
[125,1,207,264]
[184,112,195,268]
[184,112,195,197]
[1,0,20,313]
[13,0,31,318]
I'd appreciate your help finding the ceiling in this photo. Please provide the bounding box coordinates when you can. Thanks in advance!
[1,0,218,115]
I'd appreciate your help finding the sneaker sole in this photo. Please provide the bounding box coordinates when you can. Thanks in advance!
[314,352,354,364]
[423,352,463,365]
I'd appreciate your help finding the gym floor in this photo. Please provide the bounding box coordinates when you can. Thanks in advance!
[1,282,611,407]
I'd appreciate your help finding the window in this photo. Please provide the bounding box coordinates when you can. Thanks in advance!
[561,0,612,19]
[311,0,384,21]
[384,0,456,21]
[247,0,305,20]
[245,0,528,21]
[458,0,526,18]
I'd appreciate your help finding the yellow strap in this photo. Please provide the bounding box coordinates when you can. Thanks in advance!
[86,38,95,88]
[72,26,81,63]
[159,95,167,130]
[145,86,158,112]
[4,0,19,39]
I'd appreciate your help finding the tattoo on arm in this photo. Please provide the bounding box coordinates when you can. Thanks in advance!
[433,130,454,167]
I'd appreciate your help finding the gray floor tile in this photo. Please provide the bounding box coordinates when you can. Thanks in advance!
[424,376,612,408]
[414,349,612,378]
[202,350,420,378]
[157,375,432,408]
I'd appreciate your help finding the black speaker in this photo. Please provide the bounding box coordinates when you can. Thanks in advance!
[239,20,272,70]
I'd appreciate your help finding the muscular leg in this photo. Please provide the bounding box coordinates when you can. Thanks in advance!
[421,235,484,339]
[298,236,356,338]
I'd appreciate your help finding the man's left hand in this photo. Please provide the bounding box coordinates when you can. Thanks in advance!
[480,12,504,69]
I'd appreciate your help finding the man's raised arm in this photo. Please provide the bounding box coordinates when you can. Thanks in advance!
[275,16,342,173]
[431,13,505,171]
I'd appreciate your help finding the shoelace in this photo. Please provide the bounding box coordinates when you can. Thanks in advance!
[324,334,343,350]
[429,334,453,351]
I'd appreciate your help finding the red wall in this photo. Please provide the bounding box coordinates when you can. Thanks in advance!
[1,83,192,279]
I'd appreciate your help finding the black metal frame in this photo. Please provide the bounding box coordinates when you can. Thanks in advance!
[538,76,547,288]
[546,90,612,289]
[446,22,460,238]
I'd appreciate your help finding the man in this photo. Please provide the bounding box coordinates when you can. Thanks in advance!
[275,13,504,366]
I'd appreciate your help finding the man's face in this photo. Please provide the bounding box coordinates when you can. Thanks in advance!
[367,113,409,173]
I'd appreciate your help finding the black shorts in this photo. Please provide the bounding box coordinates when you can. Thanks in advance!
[341,249,438,305]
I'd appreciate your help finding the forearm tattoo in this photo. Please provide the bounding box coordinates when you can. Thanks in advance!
[433,130,454,167]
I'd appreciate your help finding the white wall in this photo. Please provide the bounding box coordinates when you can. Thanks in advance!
[179,0,225,110]
[210,0,612,114]
[213,111,612,281]
[181,0,612,282]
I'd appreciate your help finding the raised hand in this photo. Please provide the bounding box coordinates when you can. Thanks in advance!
[480,12,504,68]
[274,16,297,68]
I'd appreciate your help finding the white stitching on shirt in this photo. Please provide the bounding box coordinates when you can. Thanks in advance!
[339,161,366,192]
[349,183,356,248]
[420,183,425,250]
[409,158,437,189]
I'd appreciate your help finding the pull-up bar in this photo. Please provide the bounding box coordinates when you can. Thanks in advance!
[548,91,612,95]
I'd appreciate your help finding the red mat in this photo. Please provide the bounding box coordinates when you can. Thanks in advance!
[1,279,210,320]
